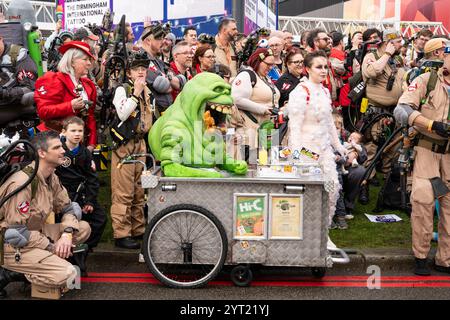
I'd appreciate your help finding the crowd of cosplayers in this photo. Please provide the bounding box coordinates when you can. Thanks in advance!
[0,3,450,298]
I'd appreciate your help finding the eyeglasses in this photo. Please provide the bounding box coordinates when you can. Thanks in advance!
[179,51,193,56]
[289,60,304,65]
[203,55,216,59]
[262,61,275,67]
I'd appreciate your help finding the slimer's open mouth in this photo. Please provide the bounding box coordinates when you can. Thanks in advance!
[203,102,231,134]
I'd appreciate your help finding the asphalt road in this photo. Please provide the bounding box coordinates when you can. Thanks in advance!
[3,252,450,302]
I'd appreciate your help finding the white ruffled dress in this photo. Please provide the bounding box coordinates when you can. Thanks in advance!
[287,79,346,224]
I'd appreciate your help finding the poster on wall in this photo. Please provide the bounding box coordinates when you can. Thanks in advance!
[269,194,303,240]
[244,0,278,34]
[233,193,267,240]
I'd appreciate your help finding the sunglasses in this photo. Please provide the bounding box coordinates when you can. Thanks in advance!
[289,60,304,65]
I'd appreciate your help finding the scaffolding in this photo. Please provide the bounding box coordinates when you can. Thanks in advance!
[279,16,449,39]
[1,0,56,31]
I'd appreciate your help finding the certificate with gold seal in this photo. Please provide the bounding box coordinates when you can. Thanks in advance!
[269,194,303,239]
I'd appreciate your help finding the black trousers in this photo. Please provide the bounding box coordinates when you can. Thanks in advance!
[343,165,366,210]
[81,200,107,249]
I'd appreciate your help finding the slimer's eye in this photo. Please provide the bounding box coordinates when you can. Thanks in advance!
[213,87,223,93]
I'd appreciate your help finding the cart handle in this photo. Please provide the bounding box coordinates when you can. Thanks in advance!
[118,153,157,173]
[328,247,350,264]
[284,185,305,193]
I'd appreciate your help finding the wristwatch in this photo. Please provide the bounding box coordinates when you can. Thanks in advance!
[63,227,74,234]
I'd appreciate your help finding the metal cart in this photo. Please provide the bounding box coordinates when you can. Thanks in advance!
[139,166,350,289]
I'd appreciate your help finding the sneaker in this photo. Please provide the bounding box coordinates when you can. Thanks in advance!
[329,220,337,230]
[336,216,348,230]
[414,258,431,276]
[345,208,354,220]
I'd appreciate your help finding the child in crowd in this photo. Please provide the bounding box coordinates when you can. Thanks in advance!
[331,111,348,230]
[56,116,107,276]
[344,132,364,169]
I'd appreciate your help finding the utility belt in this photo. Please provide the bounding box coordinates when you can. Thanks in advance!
[417,134,450,154]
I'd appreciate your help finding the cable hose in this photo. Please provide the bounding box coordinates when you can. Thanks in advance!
[359,126,405,186]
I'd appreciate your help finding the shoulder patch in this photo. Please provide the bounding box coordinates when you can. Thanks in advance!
[408,83,418,92]
[61,156,72,168]
[17,69,35,81]
[282,83,291,91]
[235,79,241,86]
[17,201,30,216]
[37,85,47,95]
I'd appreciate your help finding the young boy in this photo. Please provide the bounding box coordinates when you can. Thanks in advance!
[55,116,107,275]
[110,49,153,249]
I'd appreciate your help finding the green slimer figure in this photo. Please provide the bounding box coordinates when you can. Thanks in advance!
[149,72,248,178]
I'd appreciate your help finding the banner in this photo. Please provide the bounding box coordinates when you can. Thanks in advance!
[64,0,109,30]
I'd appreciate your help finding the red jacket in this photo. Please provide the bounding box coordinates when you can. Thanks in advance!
[34,72,97,147]
[169,61,193,102]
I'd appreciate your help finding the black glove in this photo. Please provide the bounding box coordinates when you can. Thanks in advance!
[431,121,449,138]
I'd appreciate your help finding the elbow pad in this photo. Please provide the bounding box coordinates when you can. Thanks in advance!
[61,202,82,221]
[5,225,30,248]
[394,104,415,127]
[152,75,171,93]
[175,74,187,89]
[20,91,34,107]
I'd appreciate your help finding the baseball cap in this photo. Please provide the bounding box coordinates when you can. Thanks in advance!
[382,28,402,42]
[58,41,96,60]
[424,38,447,54]
[73,27,99,41]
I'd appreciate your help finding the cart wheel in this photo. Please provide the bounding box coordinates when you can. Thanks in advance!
[230,265,253,287]
[311,267,326,278]
[143,204,228,289]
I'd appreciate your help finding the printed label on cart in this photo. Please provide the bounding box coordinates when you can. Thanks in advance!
[234,194,267,239]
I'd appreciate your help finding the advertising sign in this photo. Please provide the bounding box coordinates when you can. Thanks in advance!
[269,194,303,240]
[233,193,267,240]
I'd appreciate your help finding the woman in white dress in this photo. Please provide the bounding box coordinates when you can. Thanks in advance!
[287,50,347,224]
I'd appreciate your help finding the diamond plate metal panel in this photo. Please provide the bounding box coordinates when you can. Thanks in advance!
[147,179,329,267]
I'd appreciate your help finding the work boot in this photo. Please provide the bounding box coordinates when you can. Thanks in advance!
[70,251,88,277]
[414,258,431,276]
[434,264,450,274]
[115,237,140,250]
[0,267,28,299]
[336,216,348,230]
[359,184,370,205]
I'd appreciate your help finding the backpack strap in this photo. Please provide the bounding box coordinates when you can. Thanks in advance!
[238,69,257,87]
[22,166,39,200]
[420,70,438,106]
